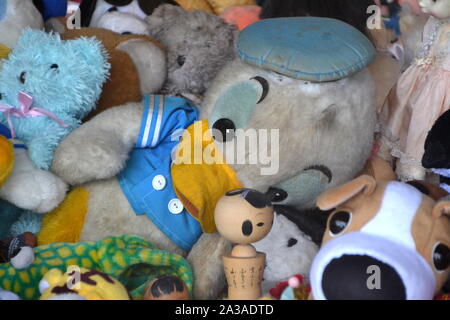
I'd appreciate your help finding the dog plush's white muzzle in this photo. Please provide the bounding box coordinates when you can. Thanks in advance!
[310,232,436,300]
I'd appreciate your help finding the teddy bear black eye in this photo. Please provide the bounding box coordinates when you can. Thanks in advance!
[257,222,265,227]
[212,118,236,142]
[177,56,186,67]
[433,243,450,272]
[50,64,59,70]
[251,76,269,104]
[329,211,351,236]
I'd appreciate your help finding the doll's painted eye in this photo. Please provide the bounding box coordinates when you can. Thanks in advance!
[251,76,269,103]
[50,64,59,70]
[177,56,186,67]
[433,243,450,272]
[328,211,351,236]
[242,220,253,236]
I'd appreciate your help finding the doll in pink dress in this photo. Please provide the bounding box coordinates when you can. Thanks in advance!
[379,0,450,181]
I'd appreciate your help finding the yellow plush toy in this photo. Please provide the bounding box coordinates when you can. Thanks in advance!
[0,135,14,186]
[39,268,131,300]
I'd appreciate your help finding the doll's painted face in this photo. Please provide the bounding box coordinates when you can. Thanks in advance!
[419,0,450,19]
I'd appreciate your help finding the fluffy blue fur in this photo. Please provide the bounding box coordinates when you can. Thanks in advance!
[0,29,110,169]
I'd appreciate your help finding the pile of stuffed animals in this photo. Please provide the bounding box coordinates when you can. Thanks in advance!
[0,0,449,300]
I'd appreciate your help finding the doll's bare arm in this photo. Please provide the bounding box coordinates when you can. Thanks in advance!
[51,102,144,186]
[187,232,232,300]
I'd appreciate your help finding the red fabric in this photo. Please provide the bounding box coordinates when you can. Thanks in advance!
[220,5,262,31]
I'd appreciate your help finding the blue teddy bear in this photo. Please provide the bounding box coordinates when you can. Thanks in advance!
[0,29,110,169]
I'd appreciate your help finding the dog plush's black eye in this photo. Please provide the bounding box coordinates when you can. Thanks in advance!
[328,211,351,236]
[433,243,450,272]
[251,76,269,104]
[50,64,59,70]
[177,56,186,67]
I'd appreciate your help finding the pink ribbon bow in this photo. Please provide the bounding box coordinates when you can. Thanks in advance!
[0,91,69,138]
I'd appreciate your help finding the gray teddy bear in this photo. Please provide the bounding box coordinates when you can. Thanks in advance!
[147,4,238,100]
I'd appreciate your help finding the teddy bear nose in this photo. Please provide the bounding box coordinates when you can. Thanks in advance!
[19,71,26,84]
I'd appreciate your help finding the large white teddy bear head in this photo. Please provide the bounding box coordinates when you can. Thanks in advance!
[199,17,377,209]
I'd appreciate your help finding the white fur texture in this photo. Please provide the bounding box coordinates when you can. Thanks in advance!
[254,213,318,294]
[0,148,68,213]
[52,103,143,185]
[116,39,167,94]
[0,0,44,49]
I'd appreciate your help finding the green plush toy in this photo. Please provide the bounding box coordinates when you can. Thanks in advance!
[0,235,193,300]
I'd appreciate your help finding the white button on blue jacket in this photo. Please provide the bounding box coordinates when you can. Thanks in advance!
[118,95,202,251]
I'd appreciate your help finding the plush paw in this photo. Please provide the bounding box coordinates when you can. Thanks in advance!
[52,130,130,185]
[10,246,35,270]
[0,149,68,213]
[187,233,231,300]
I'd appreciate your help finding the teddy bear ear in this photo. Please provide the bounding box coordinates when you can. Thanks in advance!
[116,38,166,94]
[15,28,60,51]
[146,4,186,36]
[432,200,450,219]
[67,36,110,77]
[316,175,377,211]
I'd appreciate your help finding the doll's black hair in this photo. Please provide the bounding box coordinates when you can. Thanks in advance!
[260,0,377,37]
[150,275,185,298]
[226,189,272,208]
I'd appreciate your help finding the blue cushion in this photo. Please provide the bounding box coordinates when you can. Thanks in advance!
[0,0,6,21]
[237,17,376,82]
